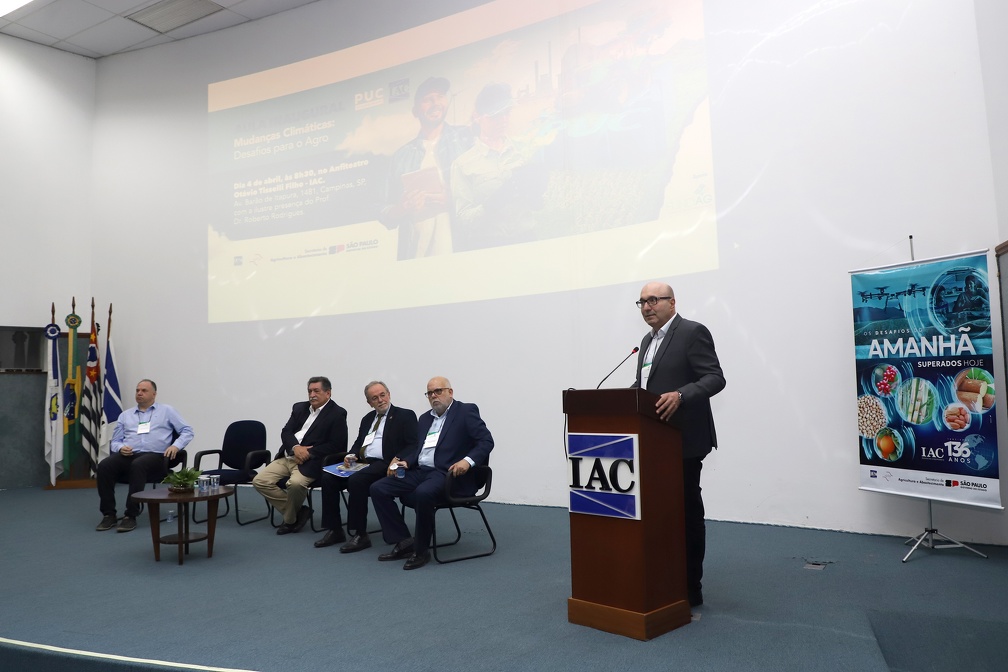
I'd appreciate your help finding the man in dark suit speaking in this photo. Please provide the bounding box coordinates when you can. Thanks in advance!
[370,376,494,569]
[632,281,725,607]
[314,381,418,551]
[253,376,348,535]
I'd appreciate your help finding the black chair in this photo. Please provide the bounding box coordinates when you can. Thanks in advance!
[319,453,382,536]
[192,420,271,525]
[402,465,496,564]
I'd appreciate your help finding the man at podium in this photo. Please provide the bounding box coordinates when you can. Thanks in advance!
[632,281,725,607]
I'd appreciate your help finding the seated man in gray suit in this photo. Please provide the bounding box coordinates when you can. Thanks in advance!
[253,376,348,535]
[314,380,418,551]
[369,376,493,569]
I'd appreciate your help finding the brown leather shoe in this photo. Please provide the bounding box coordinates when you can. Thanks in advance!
[292,506,312,532]
[403,551,430,570]
[340,534,372,553]
[314,529,346,548]
[378,538,414,561]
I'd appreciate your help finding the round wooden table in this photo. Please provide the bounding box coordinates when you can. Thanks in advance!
[130,486,235,565]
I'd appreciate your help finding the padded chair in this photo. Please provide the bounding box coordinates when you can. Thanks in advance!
[192,420,271,525]
[401,464,496,564]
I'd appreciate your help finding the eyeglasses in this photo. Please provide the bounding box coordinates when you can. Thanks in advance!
[636,296,672,308]
[367,391,389,403]
[424,388,449,399]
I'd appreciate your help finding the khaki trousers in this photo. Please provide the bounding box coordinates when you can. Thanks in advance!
[252,456,314,524]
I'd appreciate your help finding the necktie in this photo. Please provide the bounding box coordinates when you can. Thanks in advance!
[360,413,383,459]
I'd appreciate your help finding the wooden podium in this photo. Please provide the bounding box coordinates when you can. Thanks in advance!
[562,388,691,640]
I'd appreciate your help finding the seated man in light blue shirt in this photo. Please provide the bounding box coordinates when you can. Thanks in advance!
[95,379,194,533]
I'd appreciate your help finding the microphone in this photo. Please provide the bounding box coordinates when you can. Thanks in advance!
[596,347,639,389]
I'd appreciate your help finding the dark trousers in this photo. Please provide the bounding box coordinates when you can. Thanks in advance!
[682,457,706,595]
[96,451,167,518]
[370,467,444,555]
[319,460,386,534]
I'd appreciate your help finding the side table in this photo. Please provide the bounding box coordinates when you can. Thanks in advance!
[131,486,235,565]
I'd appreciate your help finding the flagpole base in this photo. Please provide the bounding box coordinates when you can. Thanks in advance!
[45,479,96,490]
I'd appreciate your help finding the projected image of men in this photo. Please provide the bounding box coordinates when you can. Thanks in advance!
[379,77,474,260]
[451,83,547,252]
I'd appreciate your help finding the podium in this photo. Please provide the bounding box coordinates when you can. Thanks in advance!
[562,388,691,640]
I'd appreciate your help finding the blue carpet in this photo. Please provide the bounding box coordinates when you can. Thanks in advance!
[2,485,1006,672]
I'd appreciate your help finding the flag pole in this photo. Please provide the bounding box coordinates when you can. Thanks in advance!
[43,302,65,488]
[78,298,102,477]
[100,303,123,472]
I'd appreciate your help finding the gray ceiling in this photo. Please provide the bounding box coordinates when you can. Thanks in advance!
[0,0,319,59]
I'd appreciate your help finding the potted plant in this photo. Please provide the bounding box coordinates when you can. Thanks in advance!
[162,467,201,493]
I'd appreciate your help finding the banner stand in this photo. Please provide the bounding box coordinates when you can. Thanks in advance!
[902,499,987,562]
[902,238,988,563]
[852,236,999,564]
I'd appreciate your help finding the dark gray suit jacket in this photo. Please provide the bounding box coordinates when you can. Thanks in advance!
[633,313,725,459]
[277,399,348,480]
[348,404,419,464]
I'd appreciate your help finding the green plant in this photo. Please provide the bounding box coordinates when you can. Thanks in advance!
[162,467,201,490]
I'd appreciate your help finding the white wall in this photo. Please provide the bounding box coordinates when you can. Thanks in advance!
[0,35,95,325]
[6,0,1008,543]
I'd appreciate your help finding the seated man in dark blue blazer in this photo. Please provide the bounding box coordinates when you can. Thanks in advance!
[314,380,418,550]
[369,376,494,569]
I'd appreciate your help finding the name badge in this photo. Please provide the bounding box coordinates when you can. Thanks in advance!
[362,430,376,447]
[640,361,652,389]
[423,428,440,448]
[137,421,151,435]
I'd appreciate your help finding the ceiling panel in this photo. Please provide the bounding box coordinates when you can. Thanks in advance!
[0,0,320,58]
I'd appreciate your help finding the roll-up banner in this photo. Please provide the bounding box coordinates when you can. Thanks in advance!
[851,251,1002,508]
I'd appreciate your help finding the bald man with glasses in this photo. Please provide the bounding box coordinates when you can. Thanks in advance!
[633,281,725,608]
[369,376,494,570]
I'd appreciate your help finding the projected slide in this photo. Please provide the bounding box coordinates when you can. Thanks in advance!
[207,0,717,322]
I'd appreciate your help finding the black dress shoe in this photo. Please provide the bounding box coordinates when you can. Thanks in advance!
[276,523,295,535]
[378,538,414,561]
[292,506,312,532]
[340,533,372,553]
[403,551,430,570]
[314,529,346,548]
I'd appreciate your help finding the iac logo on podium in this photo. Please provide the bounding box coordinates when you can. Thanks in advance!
[566,433,640,519]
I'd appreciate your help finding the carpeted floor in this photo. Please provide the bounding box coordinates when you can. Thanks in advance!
[1,485,1006,672]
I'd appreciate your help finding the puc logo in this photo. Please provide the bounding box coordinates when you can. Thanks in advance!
[355,87,384,111]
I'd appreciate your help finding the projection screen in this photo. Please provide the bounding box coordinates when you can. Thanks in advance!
[207,0,717,322]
